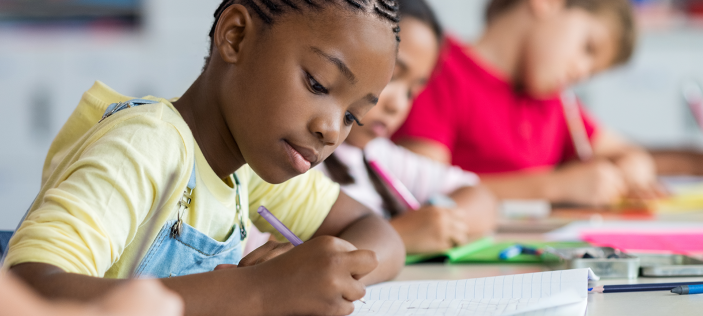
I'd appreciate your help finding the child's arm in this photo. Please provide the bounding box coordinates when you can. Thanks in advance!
[0,270,183,316]
[12,234,377,316]
[651,149,703,176]
[481,161,628,206]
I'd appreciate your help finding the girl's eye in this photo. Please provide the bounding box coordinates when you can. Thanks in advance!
[345,112,363,127]
[306,72,329,95]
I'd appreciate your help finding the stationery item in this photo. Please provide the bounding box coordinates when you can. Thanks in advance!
[368,160,421,210]
[500,200,551,219]
[544,247,640,279]
[582,231,703,256]
[499,245,523,260]
[671,284,703,295]
[127,172,179,278]
[351,268,598,316]
[404,239,588,265]
[427,194,457,208]
[637,253,703,277]
[652,176,703,213]
[560,90,593,162]
[682,80,703,132]
[589,281,703,293]
[545,221,703,242]
[405,237,494,264]
[257,206,303,246]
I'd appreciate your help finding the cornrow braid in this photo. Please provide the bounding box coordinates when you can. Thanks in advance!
[208,0,400,41]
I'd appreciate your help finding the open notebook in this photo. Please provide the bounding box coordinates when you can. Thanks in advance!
[352,268,598,316]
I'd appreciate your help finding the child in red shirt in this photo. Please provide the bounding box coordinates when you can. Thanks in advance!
[393,0,662,206]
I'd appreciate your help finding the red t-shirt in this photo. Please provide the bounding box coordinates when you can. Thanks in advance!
[392,37,598,175]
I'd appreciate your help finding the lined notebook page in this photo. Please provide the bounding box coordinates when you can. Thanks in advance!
[352,269,592,316]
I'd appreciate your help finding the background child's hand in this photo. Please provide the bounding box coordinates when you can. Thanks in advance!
[389,206,470,254]
[614,152,667,200]
[553,160,627,206]
[95,279,184,316]
[249,236,377,316]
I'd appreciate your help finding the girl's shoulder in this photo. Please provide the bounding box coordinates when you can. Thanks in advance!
[43,82,195,184]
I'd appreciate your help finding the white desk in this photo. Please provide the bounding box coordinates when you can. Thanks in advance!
[394,264,703,316]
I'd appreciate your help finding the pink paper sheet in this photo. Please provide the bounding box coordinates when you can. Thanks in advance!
[582,231,703,255]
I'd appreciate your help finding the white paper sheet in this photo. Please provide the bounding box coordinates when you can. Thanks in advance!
[351,269,594,316]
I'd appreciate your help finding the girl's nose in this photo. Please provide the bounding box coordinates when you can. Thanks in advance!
[309,115,341,146]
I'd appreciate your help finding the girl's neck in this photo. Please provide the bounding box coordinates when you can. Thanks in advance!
[174,75,246,179]
[472,10,531,83]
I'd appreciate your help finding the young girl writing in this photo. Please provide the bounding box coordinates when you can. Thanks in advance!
[5,1,405,315]
[393,0,662,207]
[318,0,497,255]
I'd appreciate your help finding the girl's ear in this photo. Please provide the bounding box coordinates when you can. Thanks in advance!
[214,4,254,64]
[527,0,565,19]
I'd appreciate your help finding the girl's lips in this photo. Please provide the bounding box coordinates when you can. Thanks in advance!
[283,141,312,174]
[370,122,389,138]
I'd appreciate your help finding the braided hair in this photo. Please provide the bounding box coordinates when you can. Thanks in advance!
[204,0,401,67]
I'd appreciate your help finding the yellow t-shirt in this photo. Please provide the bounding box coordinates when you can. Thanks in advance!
[5,81,340,278]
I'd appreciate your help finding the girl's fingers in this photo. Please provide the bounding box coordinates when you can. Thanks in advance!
[345,249,379,280]
[213,264,237,270]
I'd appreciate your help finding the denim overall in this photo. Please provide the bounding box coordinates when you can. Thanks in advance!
[2,99,247,278]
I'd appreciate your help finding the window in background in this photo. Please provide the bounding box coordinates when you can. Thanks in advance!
[0,0,142,28]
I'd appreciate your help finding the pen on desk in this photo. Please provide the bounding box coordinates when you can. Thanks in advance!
[367,160,421,210]
[561,90,593,162]
[499,245,545,260]
[671,284,703,295]
[589,281,703,293]
[499,245,523,260]
[257,206,366,304]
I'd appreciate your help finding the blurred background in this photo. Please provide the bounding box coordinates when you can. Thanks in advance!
[1,0,703,229]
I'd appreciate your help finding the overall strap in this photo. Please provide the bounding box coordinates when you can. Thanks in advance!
[1,99,199,266]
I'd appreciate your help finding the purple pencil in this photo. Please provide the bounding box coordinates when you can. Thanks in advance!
[257,205,304,246]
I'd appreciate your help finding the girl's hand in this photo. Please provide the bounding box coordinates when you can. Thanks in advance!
[389,206,470,254]
[95,279,184,316]
[250,236,377,316]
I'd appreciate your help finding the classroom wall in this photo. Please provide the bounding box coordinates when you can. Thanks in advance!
[1,0,703,229]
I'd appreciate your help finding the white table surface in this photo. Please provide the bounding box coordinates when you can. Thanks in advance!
[394,263,703,316]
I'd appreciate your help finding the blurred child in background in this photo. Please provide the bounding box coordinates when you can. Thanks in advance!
[393,0,663,206]
[318,0,497,254]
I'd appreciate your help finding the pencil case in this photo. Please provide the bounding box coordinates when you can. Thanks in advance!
[542,246,640,279]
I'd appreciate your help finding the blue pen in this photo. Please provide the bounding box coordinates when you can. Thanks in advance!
[672,284,703,295]
[499,245,523,260]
